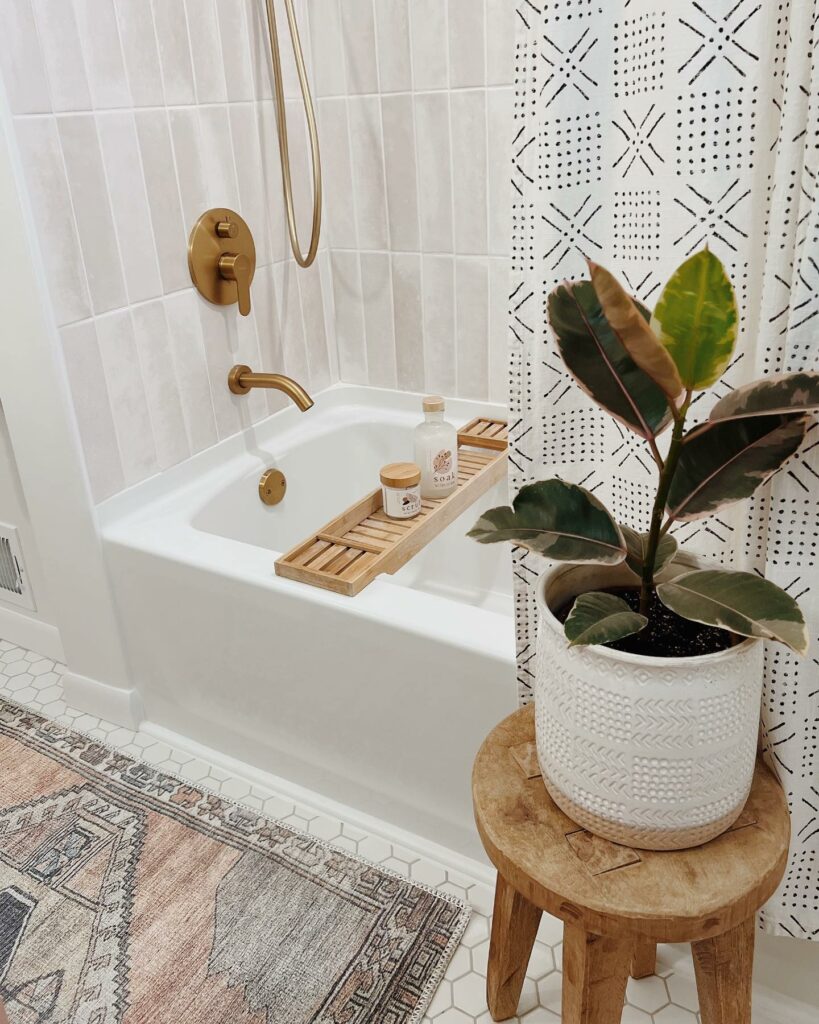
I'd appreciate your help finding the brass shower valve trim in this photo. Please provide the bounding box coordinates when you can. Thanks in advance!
[188,208,256,316]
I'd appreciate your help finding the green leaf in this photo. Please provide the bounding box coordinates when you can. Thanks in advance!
[588,260,683,400]
[564,592,648,647]
[620,524,678,577]
[468,480,627,564]
[650,250,738,390]
[710,371,819,421]
[666,413,808,521]
[656,569,809,655]
[548,280,672,439]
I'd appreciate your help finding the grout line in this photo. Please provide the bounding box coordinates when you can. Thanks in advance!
[289,1,322,391]
[407,0,427,394]
[371,0,400,389]
[336,0,368,385]
[9,85,512,121]
[483,0,493,401]
[180,0,201,107]
[445,0,459,396]
[51,254,513,334]
[300,0,340,388]
[146,0,171,110]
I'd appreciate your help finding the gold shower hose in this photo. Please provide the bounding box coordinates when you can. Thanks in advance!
[264,0,322,268]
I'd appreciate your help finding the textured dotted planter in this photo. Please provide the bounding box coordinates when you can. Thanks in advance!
[535,561,764,850]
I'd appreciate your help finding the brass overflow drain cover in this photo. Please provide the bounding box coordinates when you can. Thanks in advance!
[259,469,286,506]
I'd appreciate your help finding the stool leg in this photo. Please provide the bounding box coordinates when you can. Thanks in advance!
[486,873,542,1021]
[562,922,633,1024]
[631,938,657,979]
[692,917,755,1024]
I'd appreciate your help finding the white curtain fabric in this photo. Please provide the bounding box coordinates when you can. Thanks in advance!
[509,0,819,938]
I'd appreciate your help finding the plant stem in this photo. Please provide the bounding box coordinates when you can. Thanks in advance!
[640,392,691,615]
[647,435,664,471]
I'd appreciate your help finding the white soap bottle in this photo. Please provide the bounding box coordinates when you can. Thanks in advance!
[414,396,458,499]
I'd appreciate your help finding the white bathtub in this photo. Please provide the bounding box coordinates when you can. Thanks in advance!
[98,384,516,856]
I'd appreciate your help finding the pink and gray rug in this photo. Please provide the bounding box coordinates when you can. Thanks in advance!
[0,698,469,1023]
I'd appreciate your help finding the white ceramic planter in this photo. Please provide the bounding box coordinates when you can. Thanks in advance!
[535,561,764,850]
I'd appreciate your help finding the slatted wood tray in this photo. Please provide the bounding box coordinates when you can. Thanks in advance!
[274,417,508,596]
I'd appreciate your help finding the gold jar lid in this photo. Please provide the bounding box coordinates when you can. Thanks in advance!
[380,462,421,488]
[423,395,445,412]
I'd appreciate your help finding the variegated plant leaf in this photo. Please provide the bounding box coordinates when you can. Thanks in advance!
[650,250,738,390]
[620,524,678,577]
[468,480,627,564]
[589,260,683,401]
[564,592,647,647]
[548,280,673,439]
[709,371,819,421]
[657,569,809,655]
[666,413,808,521]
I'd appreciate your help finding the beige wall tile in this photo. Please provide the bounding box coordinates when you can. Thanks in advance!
[374,0,411,93]
[456,257,489,400]
[382,94,420,251]
[361,251,397,388]
[60,320,124,501]
[58,114,127,315]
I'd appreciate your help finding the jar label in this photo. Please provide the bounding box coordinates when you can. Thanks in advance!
[382,485,421,519]
[430,448,457,489]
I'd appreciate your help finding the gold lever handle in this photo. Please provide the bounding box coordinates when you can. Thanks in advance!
[188,208,256,316]
[218,253,252,316]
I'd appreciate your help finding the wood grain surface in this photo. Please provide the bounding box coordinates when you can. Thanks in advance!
[472,705,790,943]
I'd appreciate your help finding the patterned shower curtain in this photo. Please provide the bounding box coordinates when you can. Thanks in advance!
[509,0,819,938]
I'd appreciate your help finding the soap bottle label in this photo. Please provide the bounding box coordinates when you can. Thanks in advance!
[430,448,457,490]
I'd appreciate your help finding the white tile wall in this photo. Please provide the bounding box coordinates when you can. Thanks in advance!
[1,0,337,502]
[315,0,513,404]
[0,0,512,502]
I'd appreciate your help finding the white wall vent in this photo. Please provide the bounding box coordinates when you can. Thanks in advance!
[0,523,35,611]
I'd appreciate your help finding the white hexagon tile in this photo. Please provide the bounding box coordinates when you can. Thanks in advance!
[1,635,790,1024]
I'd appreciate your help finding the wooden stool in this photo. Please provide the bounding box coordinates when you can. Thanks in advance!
[472,706,790,1024]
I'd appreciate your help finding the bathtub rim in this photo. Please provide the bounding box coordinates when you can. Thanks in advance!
[96,382,508,531]
[96,382,515,663]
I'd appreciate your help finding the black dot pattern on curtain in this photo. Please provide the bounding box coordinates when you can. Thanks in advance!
[510,0,819,939]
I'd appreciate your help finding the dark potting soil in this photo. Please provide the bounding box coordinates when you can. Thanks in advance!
[555,586,737,658]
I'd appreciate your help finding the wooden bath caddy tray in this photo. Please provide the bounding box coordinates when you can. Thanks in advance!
[274,417,508,596]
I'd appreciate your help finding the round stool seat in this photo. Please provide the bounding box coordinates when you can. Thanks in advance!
[472,705,790,1023]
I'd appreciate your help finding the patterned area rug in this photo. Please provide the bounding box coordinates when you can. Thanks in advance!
[0,699,469,1023]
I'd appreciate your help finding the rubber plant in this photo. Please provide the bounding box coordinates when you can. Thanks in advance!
[469,250,818,655]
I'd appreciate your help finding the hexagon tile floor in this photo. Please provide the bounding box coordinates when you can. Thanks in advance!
[0,636,786,1024]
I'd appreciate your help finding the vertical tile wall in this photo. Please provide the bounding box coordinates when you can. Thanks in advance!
[313,0,513,404]
[0,0,513,503]
[0,0,336,502]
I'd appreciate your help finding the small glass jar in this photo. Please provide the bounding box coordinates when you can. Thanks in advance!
[380,462,422,519]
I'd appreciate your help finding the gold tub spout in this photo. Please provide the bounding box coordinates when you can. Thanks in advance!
[227,364,314,411]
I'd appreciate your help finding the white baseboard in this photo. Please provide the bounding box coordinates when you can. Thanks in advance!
[141,719,496,886]
[62,670,144,730]
[0,604,64,662]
